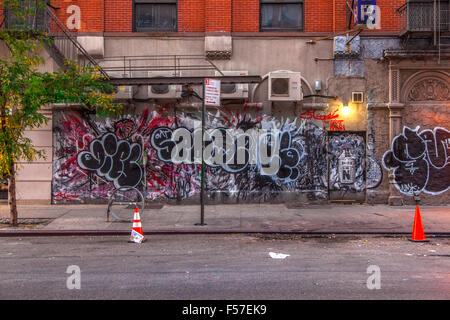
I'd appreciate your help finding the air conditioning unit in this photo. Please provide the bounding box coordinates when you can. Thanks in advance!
[108,71,134,100]
[148,71,182,99]
[268,72,303,101]
[214,71,249,99]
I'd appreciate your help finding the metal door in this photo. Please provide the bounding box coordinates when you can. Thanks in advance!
[328,132,366,202]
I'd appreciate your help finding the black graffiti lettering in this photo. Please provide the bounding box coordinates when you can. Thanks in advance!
[150,127,176,162]
[383,126,450,195]
[77,133,143,189]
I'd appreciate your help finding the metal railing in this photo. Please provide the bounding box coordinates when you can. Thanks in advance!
[398,1,450,33]
[100,55,225,78]
[2,3,107,77]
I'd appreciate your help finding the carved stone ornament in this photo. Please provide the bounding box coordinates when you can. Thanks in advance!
[408,78,450,101]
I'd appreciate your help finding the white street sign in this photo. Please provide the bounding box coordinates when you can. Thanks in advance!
[204,78,221,106]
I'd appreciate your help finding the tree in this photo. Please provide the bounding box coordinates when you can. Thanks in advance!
[0,0,121,226]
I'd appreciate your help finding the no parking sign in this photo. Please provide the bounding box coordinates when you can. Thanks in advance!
[204,78,221,107]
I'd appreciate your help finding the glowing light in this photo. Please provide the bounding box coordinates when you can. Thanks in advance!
[342,105,351,116]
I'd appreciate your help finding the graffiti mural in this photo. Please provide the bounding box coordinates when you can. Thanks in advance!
[77,133,143,189]
[382,126,450,196]
[328,132,367,201]
[52,107,383,203]
[299,109,346,131]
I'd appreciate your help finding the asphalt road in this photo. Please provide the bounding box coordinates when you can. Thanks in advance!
[0,234,449,300]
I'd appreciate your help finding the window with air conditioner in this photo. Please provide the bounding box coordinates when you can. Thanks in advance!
[134,0,177,32]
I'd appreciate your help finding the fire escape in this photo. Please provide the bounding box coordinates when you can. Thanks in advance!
[398,0,450,61]
[1,3,107,76]
[1,3,261,89]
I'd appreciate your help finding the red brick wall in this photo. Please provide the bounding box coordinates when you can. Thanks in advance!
[308,0,404,32]
[40,0,405,33]
[232,0,259,32]
[50,0,104,33]
[334,0,348,32]
[205,0,231,32]
[178,0,205,32]
[375,0,404,31]
[305,0,333,32]
[105,0,132,32]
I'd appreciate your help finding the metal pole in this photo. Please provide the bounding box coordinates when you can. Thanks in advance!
[434,0,437,47]
[196,79,207,226]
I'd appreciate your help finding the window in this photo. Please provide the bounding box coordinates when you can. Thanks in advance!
[4,0,47,31]
[260,0,304,31]
[133,0,177,32]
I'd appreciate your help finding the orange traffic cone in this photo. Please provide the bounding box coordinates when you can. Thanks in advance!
[408,206,429,242]
[129,207,146,243]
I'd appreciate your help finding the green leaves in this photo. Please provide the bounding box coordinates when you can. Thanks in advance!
[0,0,122,180]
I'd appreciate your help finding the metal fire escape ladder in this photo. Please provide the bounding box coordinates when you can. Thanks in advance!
[2,3,107,77]
[42,6,108,77]
[45,9,103,74]
[434,0,450,62]
[398,0,450,62]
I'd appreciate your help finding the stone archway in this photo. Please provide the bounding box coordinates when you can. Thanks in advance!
[401,71,450,103]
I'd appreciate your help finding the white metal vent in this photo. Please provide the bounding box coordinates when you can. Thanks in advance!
[352,91,364,103]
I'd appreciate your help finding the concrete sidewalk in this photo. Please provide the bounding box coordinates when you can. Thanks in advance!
[0,202,449,233]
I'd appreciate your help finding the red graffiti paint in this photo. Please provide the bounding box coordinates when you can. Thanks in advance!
[53,192,79,202]
[300,109,345,131]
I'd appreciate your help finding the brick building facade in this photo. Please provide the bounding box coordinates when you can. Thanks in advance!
[1,0,449,206]
[48,0,405,33]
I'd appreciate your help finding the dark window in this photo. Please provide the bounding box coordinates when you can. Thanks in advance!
[4,0,47,31]
[260,0,304,31]
[134,0,177,32]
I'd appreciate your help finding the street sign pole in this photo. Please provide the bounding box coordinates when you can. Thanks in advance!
[199,79,206,226]
[196,78,220,226]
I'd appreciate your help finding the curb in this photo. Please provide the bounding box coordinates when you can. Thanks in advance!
[0,229,449,237]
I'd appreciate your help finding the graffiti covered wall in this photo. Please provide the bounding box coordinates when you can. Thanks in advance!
[383,126,450,196]
[52,107,382,204]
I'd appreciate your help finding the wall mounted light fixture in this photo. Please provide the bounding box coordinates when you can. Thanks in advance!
[341,105,351,116]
